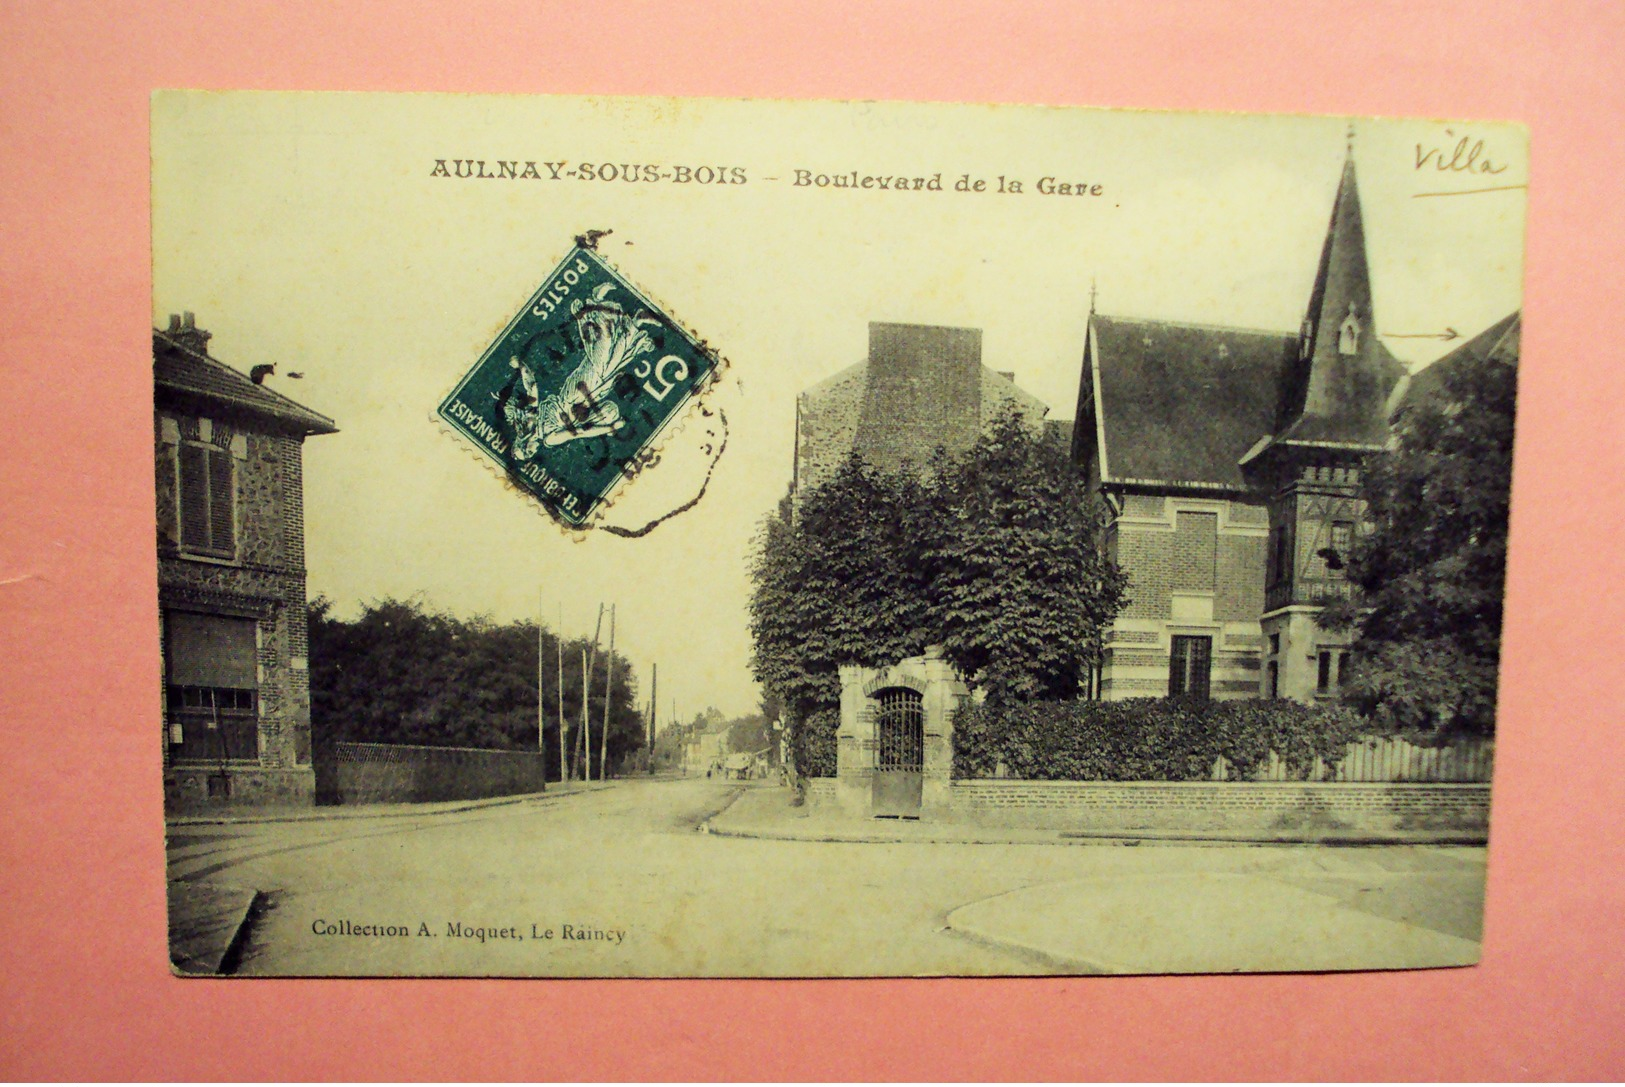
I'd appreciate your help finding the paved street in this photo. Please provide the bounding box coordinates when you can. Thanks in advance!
[167,779,1485,977]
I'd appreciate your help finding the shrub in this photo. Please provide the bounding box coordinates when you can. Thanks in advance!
[952,697,1366,782]
[792,707,839,779]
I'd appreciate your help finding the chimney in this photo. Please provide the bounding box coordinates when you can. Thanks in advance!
[165,311,213,356]
[997,371,1016,384]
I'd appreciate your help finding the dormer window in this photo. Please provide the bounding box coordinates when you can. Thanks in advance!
[1338,302,1362,356]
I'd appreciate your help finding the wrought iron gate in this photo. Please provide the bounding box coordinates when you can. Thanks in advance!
[871,688,924,817]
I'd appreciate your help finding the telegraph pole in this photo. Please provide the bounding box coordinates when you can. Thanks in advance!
[600,604,615,780]
[546,588,552,760]
[578,646,589,782]
[557,604,566,784]
[580,603,604,781]
[648,662,657,774]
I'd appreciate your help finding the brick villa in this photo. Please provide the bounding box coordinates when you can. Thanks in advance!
[793,149,1518,707]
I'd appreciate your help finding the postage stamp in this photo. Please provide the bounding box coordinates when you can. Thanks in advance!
[436,244,721,528]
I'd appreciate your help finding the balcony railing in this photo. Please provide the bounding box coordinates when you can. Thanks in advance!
[1265,577,1356,613]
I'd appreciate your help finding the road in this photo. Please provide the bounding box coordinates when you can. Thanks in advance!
[166,778,1485,977]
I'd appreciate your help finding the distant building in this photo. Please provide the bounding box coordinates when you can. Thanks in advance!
[1074,150,1510,704]
[156,314,337,806]
[792,321,1051,501]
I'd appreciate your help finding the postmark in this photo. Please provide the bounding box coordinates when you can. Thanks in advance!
[436,244,722,529]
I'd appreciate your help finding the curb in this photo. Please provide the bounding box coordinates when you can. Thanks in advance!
[694,785,751,833]
[169,885,264,977]
[166,784,614,828]
[704,813,1488,848]
[942,912,1107,975]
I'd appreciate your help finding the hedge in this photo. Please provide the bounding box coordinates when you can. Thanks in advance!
[791,707,839,779]
[952,697,1366,782]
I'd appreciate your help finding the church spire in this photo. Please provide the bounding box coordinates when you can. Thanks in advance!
[1274,130,1395,446]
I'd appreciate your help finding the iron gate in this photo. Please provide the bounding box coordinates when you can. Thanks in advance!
[872,688,924,817]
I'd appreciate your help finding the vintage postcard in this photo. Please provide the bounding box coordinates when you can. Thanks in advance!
[154,91,1525,977]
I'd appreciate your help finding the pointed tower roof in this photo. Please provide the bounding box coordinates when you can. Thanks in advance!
[1266,144,1405,450]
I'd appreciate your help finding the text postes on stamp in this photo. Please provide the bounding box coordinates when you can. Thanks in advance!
[437,246,719,528]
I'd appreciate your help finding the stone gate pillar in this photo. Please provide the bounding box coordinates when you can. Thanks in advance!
[835,662,876,816]
[835,648,968,820]
[919,645,964,817]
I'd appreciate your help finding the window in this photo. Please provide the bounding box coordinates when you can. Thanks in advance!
[1327,520,1354,573]
[1316,649,1346,696]
[178,441,236,557]
[166,611,258,761]
[1266,660,1279,699]
[1169,635,1212,699]
[1268,524,1290,586]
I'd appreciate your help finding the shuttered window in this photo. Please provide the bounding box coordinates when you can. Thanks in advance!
[177,442,236,557]
[166,611,258,762]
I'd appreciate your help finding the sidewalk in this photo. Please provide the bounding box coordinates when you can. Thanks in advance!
[703,783,1485,846]
[706,785,1484,973]
[943,869,1482,973]
[166,781,612,828]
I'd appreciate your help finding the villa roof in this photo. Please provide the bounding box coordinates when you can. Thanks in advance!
[1089,315,1291,490]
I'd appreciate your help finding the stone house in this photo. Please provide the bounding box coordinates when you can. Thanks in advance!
[156,314,337,806]
[791,323,1052,818]
[792,321,1053,502]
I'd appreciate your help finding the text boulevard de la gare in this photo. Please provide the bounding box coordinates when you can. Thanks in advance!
[427,159,1106,197]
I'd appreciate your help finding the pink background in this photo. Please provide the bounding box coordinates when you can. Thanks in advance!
[1,1,1621,1079]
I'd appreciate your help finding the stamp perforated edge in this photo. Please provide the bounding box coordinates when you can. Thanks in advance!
[430,240,731,540]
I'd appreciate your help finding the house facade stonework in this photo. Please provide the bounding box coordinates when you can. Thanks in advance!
[156,314,337,807]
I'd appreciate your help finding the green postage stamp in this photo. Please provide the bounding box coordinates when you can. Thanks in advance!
[437,245,721,528]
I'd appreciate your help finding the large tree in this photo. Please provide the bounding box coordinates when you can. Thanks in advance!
[1328,340,1518,739]
[924,410,1127,701]
[748,408,1125,744]
[308,597,646,776]
[747,457,935,721]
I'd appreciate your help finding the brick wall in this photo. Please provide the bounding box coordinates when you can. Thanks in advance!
[949,780,1489,838]
[1217,529,1268,622]
[1114,501,1263,623]
[854,322,983,472]
[805,777,838,806]
[1171,510,1217,592]
[315,742,550,805]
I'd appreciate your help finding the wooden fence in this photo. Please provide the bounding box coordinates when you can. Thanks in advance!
[1214,735,1493,783]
